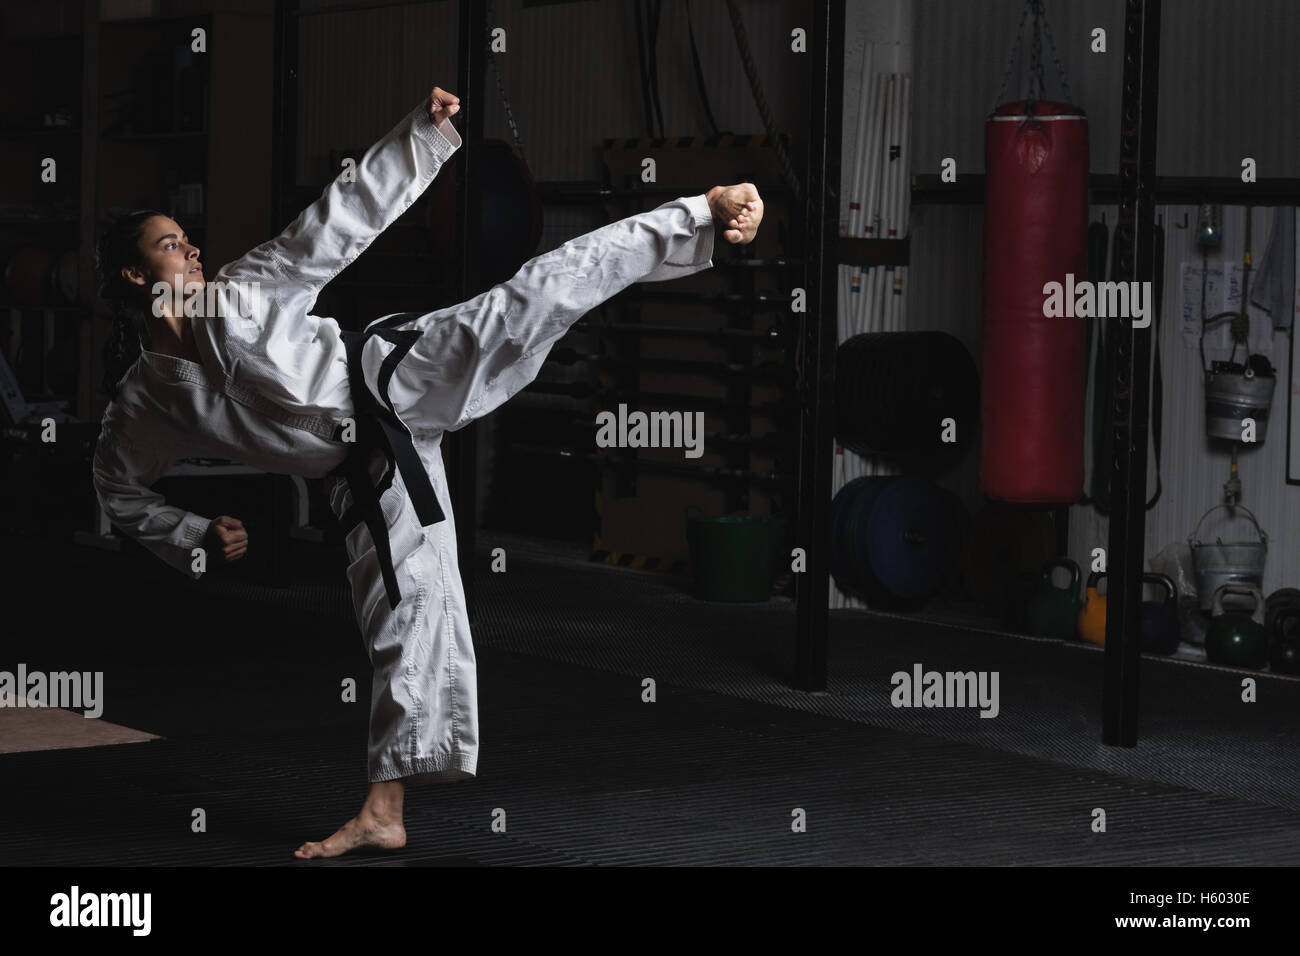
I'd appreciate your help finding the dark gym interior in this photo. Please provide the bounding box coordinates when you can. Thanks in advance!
[1,0,1299,894]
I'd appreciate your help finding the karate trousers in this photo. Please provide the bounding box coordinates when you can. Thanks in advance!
[326,194,717,783]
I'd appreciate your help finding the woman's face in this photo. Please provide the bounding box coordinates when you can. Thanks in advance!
[121,216,204,304]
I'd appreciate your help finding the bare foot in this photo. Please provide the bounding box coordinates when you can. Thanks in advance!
[294,780,406,860]
[706,183,764,244]
[293,810,406,859]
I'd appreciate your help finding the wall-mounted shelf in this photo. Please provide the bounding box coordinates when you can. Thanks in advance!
[102,130,209,141]
[837,236,909,266]
[912,173,1300,206]
[0,128,81,138]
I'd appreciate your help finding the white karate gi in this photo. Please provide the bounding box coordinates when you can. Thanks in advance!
[92,98,717,784]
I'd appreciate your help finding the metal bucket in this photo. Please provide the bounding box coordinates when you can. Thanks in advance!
[1188,504,1267,611]
[1205,366,1275,442]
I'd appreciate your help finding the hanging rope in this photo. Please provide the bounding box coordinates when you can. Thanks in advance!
[647,0,666,139]
[631,0,656,138]
[685,0,722,136]
[723,0,802,201]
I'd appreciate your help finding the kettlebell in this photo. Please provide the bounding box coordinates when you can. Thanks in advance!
[1265,587,1300,639]
[1139,573,1180,655]
[1269,605,1300,674]
[1078,570,1107,645]
[1205,584,1269,669]
[1025,558,1082,640]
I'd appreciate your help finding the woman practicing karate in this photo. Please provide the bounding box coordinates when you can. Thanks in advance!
[93,87,763,858]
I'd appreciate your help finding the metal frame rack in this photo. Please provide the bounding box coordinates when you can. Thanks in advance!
[794,0,1170,749]
[561,176,799,568]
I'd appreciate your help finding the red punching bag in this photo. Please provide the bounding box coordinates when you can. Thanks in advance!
[980,100,1089,503]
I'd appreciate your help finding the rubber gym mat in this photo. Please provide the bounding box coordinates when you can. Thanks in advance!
[0,706,156,755]
[465,550,1300,816]
[3,645,1300,866]
[3,534,1299,864]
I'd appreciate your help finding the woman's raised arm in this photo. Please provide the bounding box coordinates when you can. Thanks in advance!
[214,88,462,326]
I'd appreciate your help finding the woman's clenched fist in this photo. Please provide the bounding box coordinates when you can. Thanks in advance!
[203,515,248,563]
[429,87,460,124]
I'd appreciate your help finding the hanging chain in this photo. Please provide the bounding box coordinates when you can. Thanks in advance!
[1038,0,1073,103]
[998,0,1029,108]
[1029,3,1045,102]
[994,0,1073,111]
[484,0,525,161]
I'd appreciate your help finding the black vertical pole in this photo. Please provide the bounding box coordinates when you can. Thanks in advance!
[77,0,99,421]
[1103,0,1160,746]
[453,0,485,623]
[793,0,844,691]
[271,0,299,232]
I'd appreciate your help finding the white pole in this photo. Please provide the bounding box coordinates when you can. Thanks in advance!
[898,267,908,334]
[849,266,859,336]
[854,69,887,486]
[891,75,904,246]
[891,74,907,331]
[884,265,892,332]
[833,49,877,614]
[879,73,892,249]
[863,264,873,335]
[883,74,894,250]
[900,74,912,238]
[850,265,858,333]
[872,75,892,330]
[867,262,880,333]
[887,72,902,241]
[884,268,892,337]
[902,74,909,330]
[879,70,892,243]
[896,77,911,335]
[855,266,868,334]
[837,265,847,343]
[847,43,874,237]
[842,264,852,345]
[847,265,857,343]
[869,264,878,334]
[860,73,886,238]
[847,267,857,343]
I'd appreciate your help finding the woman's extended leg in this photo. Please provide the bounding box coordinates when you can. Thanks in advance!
[367,184,763,436]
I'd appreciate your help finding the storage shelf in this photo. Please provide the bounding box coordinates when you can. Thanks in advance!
[102,129,209,141]
[912,173,1300,205]
[1,302,84,313]
[0,215,80,225]
[0,128,80,138]
[837,237,909,266]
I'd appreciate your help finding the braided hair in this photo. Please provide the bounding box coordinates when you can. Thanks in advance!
[96,208,167,398]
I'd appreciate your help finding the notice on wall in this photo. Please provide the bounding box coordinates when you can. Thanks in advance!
[1180,260,1271,354]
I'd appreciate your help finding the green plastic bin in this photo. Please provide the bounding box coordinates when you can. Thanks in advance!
[684,507,788,602]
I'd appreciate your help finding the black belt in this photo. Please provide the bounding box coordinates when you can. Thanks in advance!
[330,314,446,610]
